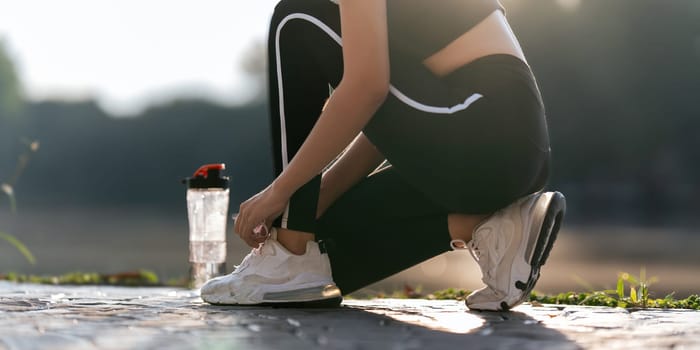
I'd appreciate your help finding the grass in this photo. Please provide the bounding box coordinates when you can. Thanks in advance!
[526,269,700,310]
[423,287,699,310]
[0,230,36,264]
[529,291,700,310]
[358,269,700,311]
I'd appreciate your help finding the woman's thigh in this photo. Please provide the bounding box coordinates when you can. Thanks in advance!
[364,55,551,214]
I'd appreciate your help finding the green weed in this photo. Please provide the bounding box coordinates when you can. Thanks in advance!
[425,269,699,310]
[0,231,35,264]
[1,138,39,264]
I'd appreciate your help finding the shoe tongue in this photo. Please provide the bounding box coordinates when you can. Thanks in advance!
[259,240,277,255]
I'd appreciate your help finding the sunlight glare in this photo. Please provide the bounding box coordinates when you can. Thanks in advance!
[556,0,581,13]
[419,254,448,277]
[360,299,486,334]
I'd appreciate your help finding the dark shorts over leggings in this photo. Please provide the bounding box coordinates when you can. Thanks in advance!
[266,0,551,294]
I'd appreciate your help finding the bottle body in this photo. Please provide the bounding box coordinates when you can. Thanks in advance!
[187,187,229,288]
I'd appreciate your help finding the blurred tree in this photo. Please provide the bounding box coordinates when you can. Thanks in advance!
[238,39,267,104]
[0,39,24,120]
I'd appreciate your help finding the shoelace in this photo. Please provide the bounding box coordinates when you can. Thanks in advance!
[233,240,271,272]
[452,238,485,264]
[252,223,271,240]
[452,236,496,284]
[233,225,275,272]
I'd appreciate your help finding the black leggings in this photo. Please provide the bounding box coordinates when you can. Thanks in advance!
[267,0,551,294]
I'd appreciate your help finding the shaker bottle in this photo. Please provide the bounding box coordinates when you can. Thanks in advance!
[183,163,229,288]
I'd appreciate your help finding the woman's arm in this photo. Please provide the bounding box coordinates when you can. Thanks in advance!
[271,0,390,198]
[235,0,390,243]
[317,132,385,218]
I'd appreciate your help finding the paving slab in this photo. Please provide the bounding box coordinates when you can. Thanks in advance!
[1,281,699,349]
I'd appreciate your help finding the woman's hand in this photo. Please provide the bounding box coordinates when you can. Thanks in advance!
[234,184,289,247]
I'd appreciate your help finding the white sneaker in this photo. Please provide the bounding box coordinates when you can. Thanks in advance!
[200,228,342,306]
[455,191,566,311]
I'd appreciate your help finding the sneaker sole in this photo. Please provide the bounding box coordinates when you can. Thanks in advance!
[208,297,344,308]
[504,191,566,311]
[204,284,343,308]
[259,296,343,308]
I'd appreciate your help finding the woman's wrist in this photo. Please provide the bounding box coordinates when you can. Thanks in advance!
[270,172,299,200]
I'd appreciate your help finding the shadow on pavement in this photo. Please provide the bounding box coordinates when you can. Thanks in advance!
[200,299,580,349]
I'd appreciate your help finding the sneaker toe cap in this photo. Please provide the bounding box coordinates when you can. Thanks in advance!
[200,275,236,303]
[466,287,510,311]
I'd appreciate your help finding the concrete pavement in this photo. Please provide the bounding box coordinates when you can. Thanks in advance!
[1,281,699,349]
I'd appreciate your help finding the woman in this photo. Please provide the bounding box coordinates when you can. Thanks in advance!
[201,0,566,311]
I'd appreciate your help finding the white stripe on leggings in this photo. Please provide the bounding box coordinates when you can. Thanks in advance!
[274,12,483,227]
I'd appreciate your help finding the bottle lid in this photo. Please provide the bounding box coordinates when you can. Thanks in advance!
[183,163,229,189]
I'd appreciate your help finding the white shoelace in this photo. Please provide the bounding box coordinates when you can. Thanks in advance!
[233,240,271,273]
[452,236,496,284]
[232,226,281,273]
[450,238,481,261]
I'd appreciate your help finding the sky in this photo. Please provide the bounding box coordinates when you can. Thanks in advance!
[0,0,280,116]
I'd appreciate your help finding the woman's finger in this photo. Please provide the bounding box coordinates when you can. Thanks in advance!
[244,235,256,248]
[234,216,241,237]
[242,217,261,245]
[235,203,247,236]
[252,223,269,241]
[231,212,240,237]
[243,223,267,247]
[233,205,241,235]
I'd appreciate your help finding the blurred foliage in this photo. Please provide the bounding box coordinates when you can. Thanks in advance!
[427,288,470,301]
[0,99,272,213]
[1,133,40,265]
[0,270,160,286]
[500,0,700,225]
[0,39,23,120]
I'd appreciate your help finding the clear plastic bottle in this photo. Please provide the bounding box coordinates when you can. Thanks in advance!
[183,164,229,288]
